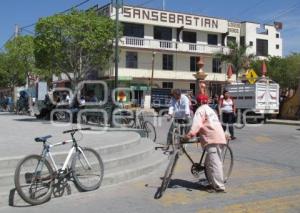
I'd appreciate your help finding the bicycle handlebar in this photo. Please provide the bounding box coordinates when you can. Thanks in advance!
[63,127,91,134]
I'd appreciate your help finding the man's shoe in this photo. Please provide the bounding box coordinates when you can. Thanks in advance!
[215,188,226,193]
[231,136,236,140]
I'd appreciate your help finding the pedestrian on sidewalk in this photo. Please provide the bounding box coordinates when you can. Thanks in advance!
[219,90,236,140]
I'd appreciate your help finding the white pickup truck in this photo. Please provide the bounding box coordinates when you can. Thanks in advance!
[225,79,280,122]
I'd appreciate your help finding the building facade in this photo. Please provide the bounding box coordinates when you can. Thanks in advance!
[98,4,282,103]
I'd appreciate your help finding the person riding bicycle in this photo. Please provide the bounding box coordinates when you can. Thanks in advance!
[185,94,227,193]
[167,89,191,146]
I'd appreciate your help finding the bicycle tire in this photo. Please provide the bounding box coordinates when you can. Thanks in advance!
[14,155,54,205]
[144,121,157,142]
[222,144,234,183]
[204,144,233,184]
[158,151,180,198]
[71,147,104,191]
[171,127,180,152]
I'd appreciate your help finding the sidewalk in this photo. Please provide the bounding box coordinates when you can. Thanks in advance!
[267,119,300,126]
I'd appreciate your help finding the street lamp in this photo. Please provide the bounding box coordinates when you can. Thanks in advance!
[193,56,207,95]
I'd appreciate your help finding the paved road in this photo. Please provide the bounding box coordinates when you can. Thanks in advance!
[1,113,300,212]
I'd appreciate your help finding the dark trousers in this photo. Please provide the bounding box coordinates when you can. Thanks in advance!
[221,112,234,137]
[167,118,191,145]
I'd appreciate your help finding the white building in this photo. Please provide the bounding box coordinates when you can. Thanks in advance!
[97,4,282,104]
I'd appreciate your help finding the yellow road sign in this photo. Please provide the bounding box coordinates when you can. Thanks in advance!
[246,69,258,84]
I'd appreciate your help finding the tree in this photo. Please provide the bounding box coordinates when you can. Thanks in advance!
[216,42,255,81]
[251,54,300,92]
[34,10,116,89]
[0,35,36,89]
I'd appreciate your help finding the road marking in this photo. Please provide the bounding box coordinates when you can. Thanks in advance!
[197,194,300,213]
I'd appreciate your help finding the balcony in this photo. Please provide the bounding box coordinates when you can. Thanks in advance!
[119,36,230,55]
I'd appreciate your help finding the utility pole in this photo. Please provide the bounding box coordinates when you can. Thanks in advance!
[150,52,156,88]
[14,24,19,38]
[114,0,121,89]
[163,0,165,10]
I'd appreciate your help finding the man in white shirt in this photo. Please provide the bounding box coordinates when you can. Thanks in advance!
[168,89,191,120]
[166,89,191,146]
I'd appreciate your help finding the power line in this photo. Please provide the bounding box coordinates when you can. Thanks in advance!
[20,0,92,30]
[0,34,15,52]
[60,0,91,13]
[0,0,92,50]
[235,0,267,17]
[262,2,300,24]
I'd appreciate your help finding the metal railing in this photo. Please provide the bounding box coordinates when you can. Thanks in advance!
[120,36,229,54]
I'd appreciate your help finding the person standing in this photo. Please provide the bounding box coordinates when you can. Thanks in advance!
[166,89,191,145]
[186,95,227,192]
[219,90,236,140]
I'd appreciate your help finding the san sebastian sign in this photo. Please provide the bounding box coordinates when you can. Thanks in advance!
[114,6,228,33]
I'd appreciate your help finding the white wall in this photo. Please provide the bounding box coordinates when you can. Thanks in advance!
[242,22,282,57]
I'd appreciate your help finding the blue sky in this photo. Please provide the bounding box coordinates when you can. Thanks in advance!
[0,0,299,55]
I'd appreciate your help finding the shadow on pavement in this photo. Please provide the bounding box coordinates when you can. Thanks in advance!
[8,188,31,207]
[153,178,210,199]
[13,118,41,122]
[8,180,71,207]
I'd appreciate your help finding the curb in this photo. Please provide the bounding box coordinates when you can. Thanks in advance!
[266,120,300,126]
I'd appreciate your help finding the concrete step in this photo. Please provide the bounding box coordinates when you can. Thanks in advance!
[0,150,167,207]
[0,132,142,172]
[0,138,155,187]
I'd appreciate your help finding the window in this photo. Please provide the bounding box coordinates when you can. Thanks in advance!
[256,39,268,56]
[240,36,245,47]
[212,58,222,73]
[126,52,138,68]
[276,44,280,49]
[276,33,280,38]
[162,82,173,89]
[123,23,144,38]
[249,41,253,46]
[190,56,200,71]
[182,31,196,43]
[154,26,172,40]
[163,54,173,70]
[207,34,218,45]
[227,36,236,45]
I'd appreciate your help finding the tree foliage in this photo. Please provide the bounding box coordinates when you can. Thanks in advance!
[0,35,35,88]
[216,42,255,81]
[251,54,300,90]
[34,10,116,89]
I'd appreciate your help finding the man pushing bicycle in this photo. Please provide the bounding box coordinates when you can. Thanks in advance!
[166,89,191,146]
[185,94,227,193]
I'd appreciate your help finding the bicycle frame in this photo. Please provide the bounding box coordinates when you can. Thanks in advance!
[40,139,91,173]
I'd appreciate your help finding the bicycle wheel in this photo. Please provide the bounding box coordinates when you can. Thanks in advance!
[71,147,104,191]
[157,151,180,198]
[204,144,233,184]
[222,144,233,183]
[14,155,54,205]
[144,121,156,142]
[171,127,181,152]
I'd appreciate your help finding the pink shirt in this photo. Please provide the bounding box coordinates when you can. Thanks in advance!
[189,104,226,145]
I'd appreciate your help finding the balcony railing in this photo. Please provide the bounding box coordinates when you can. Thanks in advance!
[120,36,229,54]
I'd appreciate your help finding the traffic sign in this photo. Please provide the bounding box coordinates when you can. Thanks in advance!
[246,69,258,84]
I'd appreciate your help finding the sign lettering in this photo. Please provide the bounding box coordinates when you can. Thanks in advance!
[120,6,224,30]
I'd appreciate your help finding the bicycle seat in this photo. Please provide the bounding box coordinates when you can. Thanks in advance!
[34,135,52,142]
